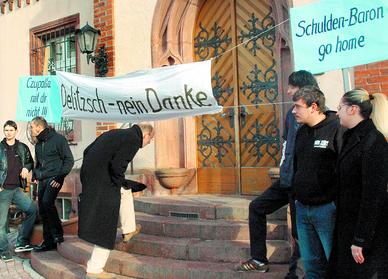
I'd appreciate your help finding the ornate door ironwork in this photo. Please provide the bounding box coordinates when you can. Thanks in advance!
[194,0,283,194]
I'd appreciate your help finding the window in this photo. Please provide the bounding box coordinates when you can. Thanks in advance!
[30,14,81,143]
[56,195,73,221]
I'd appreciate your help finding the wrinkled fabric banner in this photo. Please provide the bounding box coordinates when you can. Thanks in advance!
[56,60,222,122]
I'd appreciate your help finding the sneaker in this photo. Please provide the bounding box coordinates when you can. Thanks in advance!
[122,224,142,243]
[1,251,14,263]
[236,258,269,272]
[15,243,34,253]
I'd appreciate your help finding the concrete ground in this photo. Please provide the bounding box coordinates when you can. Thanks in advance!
[0,227,44,279]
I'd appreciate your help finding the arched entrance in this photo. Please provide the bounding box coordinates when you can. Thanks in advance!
[152,0,292,195]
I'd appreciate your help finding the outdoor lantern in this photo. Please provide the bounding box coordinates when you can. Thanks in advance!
[75,22,100,60]
[75,22,108,77]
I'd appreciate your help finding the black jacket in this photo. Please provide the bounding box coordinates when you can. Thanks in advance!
[33,128,74,182]
[327,119,388,279]
[280,108,300,188]
[0,139,33,188]
[293,111,344,205]
[79,125,143,249]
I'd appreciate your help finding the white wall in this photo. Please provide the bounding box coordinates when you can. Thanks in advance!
[0,0,96,164]
[114,0,158,170]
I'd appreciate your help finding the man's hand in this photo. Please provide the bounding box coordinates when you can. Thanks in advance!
[20,168,29,179]
[351,245,364,264]
[50,179,61,188]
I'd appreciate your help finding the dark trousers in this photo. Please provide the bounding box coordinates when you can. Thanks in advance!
[38,179,63,243]
[249,179,300,274]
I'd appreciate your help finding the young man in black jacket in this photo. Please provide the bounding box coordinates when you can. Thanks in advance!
[0,120,36,262]
[236,70,318,277]
[30,116,74,252]
[292,86,343,278]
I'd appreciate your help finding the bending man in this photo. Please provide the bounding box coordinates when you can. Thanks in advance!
[79,123,154,279]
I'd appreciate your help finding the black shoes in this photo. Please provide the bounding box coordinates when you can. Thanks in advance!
[34,235,64,252]
[285,272,299,279]
[33,242,57,252]
[53,235,64,244]
[0,251,13,262]
[15,243,35,253]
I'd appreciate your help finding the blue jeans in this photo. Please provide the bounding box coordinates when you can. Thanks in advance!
[296,201,336,279]
[0,188,37,252]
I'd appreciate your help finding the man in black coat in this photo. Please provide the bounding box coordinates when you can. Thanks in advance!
[79,123,154,279]
[30,116,74,252]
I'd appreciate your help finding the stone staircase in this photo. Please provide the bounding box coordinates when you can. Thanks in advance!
[30,195,291,278]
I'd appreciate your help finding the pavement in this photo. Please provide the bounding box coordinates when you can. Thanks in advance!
[0,228,44,279]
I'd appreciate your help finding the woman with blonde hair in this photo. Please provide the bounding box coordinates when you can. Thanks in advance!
[327,89,388,278]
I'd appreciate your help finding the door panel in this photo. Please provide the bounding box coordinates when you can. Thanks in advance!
[194,0,238,194]
[237,0,280,194]
[194,0,284,194]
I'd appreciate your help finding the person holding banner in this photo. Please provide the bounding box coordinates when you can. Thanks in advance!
[79,123,153,279]
[327,89,388,279]
[0,120,36,262]
[30,116,74,252]
[237,71,318,277]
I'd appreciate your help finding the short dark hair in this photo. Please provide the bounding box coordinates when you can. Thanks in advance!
[31,116,49,129]
[288,70,318,88]
[3,120,17,130]
[292,85,326,113]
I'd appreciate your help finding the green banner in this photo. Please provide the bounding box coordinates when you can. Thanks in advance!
[290,0,388,73]
[16,76,62,123]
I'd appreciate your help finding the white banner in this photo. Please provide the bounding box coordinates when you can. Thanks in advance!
[56,60,222,122]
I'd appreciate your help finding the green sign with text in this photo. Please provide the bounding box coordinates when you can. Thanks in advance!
[290,0,388,73]
[16,76,62,123]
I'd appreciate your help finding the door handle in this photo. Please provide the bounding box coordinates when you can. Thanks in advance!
[220,108,234,128]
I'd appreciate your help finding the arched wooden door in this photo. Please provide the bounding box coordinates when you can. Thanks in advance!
[194,0,290,194]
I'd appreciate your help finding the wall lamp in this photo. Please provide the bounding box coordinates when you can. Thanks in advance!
[75,22,108,77]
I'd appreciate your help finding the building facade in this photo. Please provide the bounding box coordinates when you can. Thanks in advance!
[0,0,386,195]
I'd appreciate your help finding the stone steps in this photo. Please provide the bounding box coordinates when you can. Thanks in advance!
[134,195,287,221]
[30,195,292,278]
[135,212,287,241]
[55,237,289,279]
[115,233,290,263]
[31,249,130,279]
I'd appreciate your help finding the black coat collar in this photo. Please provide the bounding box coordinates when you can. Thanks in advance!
[339,119,375,161]
[131,125,143,148]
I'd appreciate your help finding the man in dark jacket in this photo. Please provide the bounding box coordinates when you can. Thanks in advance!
[0,120,36,262]
[30,116,74,252]
[237,71,318,278]
[292,86,343,278]
[79,123,154,279]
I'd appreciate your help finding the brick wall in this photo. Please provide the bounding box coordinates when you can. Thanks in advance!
[96,122,118,137]
[354,60,388,97]
[1,0,36,14]
[94,0,117,135]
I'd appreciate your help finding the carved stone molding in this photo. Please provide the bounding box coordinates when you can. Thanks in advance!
[151,0,205,67]
[151,0,205,172]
